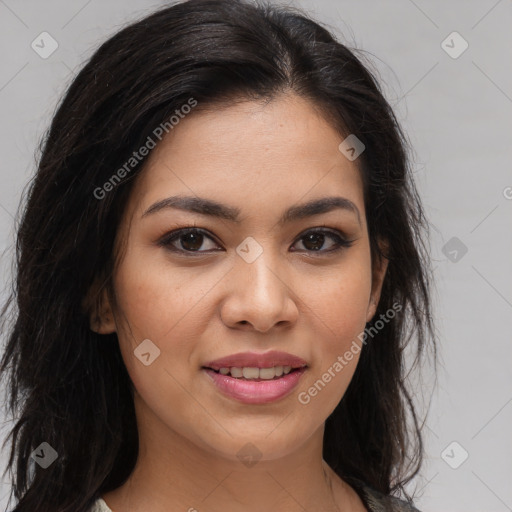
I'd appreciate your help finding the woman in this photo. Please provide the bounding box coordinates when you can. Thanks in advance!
[0,1,436,511]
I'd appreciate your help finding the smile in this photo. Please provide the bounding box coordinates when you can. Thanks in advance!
[202,366,307,404]
[209,365,297,380]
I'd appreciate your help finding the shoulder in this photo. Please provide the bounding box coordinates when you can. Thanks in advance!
[345,476,422,512]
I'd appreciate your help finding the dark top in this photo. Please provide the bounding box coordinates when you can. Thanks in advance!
[345,476,421,512]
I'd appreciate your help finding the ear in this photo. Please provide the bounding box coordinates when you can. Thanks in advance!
[366,238,389,323]
[82,278,117,334]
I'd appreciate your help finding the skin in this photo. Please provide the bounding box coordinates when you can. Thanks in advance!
[92,93,388,512]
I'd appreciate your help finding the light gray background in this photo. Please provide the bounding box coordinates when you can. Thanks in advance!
[0,1,511,511]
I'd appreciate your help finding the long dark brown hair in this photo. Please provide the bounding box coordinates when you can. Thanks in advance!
[0,1,436,510]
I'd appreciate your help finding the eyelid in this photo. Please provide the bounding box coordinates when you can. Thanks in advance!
[290,227,354,254]
[157,226,354,255]
[157,227,222,252]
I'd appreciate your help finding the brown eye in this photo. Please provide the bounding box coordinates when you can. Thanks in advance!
[158,227,353,256]
[180,232,205,251]
[301,232,327,251]
[159,228,220,253]
[292,229,353,254]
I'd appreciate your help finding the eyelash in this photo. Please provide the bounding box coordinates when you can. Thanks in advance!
[158,226,354,256]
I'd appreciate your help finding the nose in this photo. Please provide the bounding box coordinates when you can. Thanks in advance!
[220,249,299,332]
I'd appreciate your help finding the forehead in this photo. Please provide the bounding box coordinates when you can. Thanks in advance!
[127,94,365,220]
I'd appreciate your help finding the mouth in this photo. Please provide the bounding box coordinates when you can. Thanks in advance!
[201,351,308,404]
[202,350,308,374]
[202,365,305,381]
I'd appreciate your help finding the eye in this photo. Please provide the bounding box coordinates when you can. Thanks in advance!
[158,228,221,254]
[291,228,354,254]
[158,226,353,256]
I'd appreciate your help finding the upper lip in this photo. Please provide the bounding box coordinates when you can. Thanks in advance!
[203,350,308,371]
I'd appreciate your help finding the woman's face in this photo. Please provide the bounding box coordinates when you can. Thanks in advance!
[94,93,387,462]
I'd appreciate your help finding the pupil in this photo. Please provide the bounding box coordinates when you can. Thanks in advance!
[304,233,324,251]
[182,233,203,251]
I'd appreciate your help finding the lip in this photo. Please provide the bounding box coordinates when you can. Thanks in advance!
[202,350,308,371]
[203,366,307,404]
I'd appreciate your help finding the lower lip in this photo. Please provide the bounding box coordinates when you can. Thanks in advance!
[203,367,307,404]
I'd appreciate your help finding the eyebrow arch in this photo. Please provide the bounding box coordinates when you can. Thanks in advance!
[142,195,361,226]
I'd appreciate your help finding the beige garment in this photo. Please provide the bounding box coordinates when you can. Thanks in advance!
[90,497,113,512]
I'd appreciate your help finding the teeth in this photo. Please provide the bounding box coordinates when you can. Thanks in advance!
[230,367,243,378]
[215,365,297,379]
[259,367,276,380]
[242,367,260,379]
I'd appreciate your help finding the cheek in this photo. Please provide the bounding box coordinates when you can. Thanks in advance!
[309,253,373,344]
[321,281,369,336]
[112,254,215,343]
[110,273,199,433]
[314,277,368,376]
[297,254,372,411]
[110,251,220,397]
[108,256,229,453]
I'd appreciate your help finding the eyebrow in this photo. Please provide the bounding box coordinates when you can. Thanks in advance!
[142,195,361,226]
